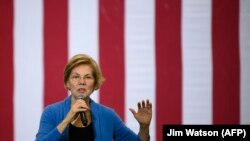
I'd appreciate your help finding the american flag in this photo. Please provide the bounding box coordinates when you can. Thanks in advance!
[0,0,250,141]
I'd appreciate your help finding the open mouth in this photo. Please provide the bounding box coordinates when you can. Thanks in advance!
[78,88,86,93]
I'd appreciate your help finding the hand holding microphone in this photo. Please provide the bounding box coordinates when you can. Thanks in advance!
[75,94,88,126]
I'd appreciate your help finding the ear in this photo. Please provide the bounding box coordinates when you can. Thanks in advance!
[65,82,71,90]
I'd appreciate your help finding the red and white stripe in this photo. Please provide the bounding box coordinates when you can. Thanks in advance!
[0,0,249,141]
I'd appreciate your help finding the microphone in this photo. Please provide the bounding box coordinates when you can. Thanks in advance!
[76,94,88,126]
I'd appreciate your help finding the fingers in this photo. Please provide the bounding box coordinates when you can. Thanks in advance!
[73,99,89,113]
[137,99,152,109]
[138,102,142,109]
[137,100,145,109]
[129,108,136,115]
[142,100,146,108]
[67,100,90,123]
[146,99,152,109]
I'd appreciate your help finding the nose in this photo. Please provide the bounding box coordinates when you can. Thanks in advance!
[78,77,86,84]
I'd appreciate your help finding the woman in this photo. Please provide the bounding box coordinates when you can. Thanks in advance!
[35,53,152,141]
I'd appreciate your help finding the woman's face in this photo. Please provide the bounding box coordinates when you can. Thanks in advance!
[66,64,95,100]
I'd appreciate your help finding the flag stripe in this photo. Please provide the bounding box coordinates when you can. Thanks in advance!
[43,0,68,106]
[0,0,14,140]
[68,0,100,101]
[182,0,212,124]
[240,0,250,124]
[99,0,125,120]
[14,0,44,140]
[155,0,182,140]
[125,0,156,139]
[212,0,240,124]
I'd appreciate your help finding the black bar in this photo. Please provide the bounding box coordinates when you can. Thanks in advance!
[163,124,250,141]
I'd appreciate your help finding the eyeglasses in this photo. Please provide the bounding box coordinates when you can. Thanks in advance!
[70,74,94,82]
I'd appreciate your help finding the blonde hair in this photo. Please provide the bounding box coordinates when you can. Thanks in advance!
[64,53,105,90]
